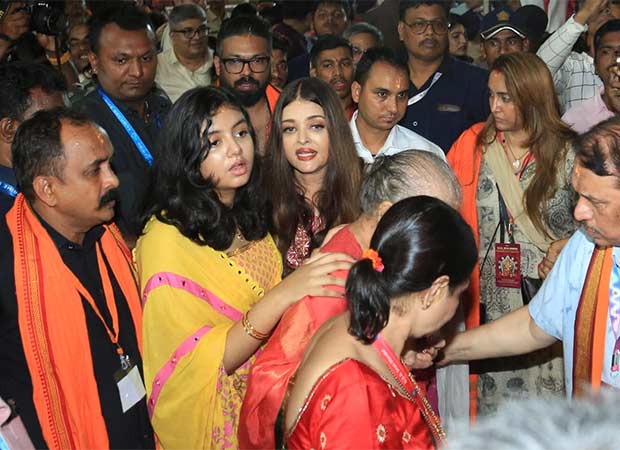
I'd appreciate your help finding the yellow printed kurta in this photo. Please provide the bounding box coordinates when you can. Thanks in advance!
[136,217,281,449]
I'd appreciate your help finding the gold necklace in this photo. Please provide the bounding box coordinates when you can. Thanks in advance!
[391,358,447,446]
[409,373,447,446]
[501,136,530,170]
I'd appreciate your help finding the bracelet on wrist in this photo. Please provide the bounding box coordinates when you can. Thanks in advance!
[241,311,270,340]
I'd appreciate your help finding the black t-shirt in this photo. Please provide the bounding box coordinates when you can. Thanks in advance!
[73,86,171,237]
[0,164,17,217]
[0,213,154,449]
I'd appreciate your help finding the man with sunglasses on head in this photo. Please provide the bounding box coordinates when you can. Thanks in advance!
[398,0,489,153]
[156,4,213,103]
[214,15,279,153]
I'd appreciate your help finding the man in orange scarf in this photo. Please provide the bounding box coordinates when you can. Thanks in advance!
[442,117,620,397]
[0,108,153,449]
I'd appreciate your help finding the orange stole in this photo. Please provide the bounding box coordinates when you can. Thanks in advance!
[573,246,613,396]
[446,123,485,421]
[6,194,143,450]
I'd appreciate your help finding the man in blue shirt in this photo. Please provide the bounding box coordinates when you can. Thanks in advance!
[442,117,620,396]
[0,62,66,216]
[398,0,489,153]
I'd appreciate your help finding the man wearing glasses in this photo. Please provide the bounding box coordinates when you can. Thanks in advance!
[214,15,279,153]
[156,4,213,103]
[398,0,489,153]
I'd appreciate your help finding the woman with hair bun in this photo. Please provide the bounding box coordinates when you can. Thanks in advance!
[282,196,478,450]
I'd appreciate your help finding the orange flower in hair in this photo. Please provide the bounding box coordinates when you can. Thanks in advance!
[362,248,384,273]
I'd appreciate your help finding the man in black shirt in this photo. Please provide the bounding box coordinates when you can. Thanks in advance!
[0,108,153,449]
[398,0,489,153]
[74,5,171,245]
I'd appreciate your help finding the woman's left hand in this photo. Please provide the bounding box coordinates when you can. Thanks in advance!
[538,238,569,279]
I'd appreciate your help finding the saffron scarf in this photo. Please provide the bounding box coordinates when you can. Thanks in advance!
[6,194,143,450]
[446,123,485,421]
[573,246,613,396]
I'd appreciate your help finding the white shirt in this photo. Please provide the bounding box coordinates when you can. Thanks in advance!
[156,47,213,103]
[519,0,567,32]
[537,16,602,113]
[349,110,445,164]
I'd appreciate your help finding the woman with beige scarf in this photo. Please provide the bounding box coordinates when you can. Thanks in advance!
[447,52,577,417]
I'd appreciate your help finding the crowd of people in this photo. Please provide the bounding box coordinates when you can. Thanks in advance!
[0,0,620,449]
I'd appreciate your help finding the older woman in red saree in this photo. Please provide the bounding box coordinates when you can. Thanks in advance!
[282,196,478,449]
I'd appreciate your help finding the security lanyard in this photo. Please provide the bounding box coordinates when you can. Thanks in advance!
[407,72,442,106]
[73,242,128,368]
[97,87,155,167]
[0,180,17,198]
[498,189,513,244]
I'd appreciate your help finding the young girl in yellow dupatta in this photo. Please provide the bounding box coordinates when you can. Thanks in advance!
[135,87,354,450]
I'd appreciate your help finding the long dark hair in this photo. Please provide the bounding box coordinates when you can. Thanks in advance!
[347,196,477,344]
[141,86,269,250]
[265,77,362,258]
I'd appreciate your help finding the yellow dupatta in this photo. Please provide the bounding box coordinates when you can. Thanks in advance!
[136,217,281,449]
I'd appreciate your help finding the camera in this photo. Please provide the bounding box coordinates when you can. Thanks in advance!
[0,1,67,36]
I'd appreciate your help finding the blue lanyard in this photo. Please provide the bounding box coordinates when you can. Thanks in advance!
[97,88,154,167]
[0,180,17,198]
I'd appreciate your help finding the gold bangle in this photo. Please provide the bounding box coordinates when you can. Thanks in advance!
[242,312,270,340]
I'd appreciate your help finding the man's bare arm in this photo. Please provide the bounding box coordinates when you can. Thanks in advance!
[441,306,558,365]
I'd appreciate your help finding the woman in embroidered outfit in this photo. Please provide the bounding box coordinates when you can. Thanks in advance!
[283,196,477,450]
[136,87,353,449]
[265,77,363,273]
[446,53,578,416]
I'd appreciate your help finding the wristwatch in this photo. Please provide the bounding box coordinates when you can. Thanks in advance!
[0,34,11,42]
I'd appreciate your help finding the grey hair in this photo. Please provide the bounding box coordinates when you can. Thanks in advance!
[343,22,384,46]
[448,389,620,450]
[360,150,461,213]
[169,4,207,30]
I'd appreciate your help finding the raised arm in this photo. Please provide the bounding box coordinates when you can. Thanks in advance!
[537,0,606,78]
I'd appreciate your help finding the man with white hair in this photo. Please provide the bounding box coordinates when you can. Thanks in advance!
[449,389,619,450]
[239,150,463,449]
[156,4,213,102]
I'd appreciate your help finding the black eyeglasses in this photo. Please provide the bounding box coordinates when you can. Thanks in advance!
[171,24,208,40]
[403,19,449,35]
[221,56,270,74]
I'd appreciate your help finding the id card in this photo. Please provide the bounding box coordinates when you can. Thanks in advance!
[114,363,146,413]
[495,243,521,288]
